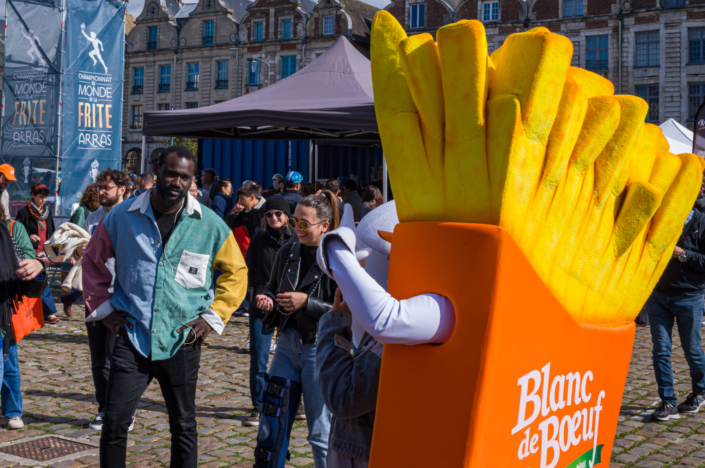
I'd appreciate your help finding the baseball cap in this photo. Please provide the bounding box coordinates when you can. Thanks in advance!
[0,164,17,181]
[286,171,303,184]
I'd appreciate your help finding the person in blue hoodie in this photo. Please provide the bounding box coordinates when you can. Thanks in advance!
[211,178,233,219]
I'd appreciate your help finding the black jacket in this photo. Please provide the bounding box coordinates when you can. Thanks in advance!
[15,206,55,251]
[225,198,265,242]
[655,209,705,295]
[263,241,337,344]
[245,226,297,319]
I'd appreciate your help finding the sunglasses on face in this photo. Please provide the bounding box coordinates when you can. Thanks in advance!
[265,211,284,219]
[289,218,324,231]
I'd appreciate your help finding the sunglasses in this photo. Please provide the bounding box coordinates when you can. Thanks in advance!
[265,211,284,219]
[98,185,117,192]
[289,218,325,231]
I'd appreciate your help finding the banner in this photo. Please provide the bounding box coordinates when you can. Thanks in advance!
[1,0,62,215]
[58,0,125,216]
[693,102,705,158]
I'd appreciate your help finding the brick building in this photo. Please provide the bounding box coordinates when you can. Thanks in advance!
[122,0,378,172]
[384,0,705,131]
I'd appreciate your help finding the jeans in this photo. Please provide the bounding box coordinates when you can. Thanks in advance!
[249,316,273,408]
[646,290,705,405]
[100,334,200,468]
[41,287,57,318]
[0,337,21,418]
[267,328,331,468]
[86,320,115,414]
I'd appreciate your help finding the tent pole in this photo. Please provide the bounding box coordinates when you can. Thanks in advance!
[140,135,146,173]
[382,154,388,202]
[314,144,319,185]
[308,139,313,183]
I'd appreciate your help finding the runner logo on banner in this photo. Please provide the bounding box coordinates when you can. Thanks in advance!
[58,0,125,216]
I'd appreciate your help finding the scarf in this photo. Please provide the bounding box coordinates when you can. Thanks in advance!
[28,201,49,230]
[0,222,21,346]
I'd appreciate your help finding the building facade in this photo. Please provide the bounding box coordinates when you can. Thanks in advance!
[385,0,705,131]
[122,0,378,172]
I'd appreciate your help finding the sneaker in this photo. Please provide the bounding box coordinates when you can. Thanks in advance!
[270,342,277,353]
[7,417,24,430]
[46,315,60,324]
[678,393,705,414]
[89,413,104,430]
[651,401,680,421]
[295,406,306,421]
[244,339,250,353]
[243,409,260,427]
[243,312,249,317]
[60,295,73,317]
[128,416,135,432]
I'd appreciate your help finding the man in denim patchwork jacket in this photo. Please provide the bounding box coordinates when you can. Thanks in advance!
[83,146,247,468]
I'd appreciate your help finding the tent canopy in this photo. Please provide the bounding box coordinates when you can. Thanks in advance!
[660,118,694,155]
[142,36,379,144]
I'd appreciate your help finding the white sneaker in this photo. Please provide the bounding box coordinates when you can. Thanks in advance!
[243,312,249,317]
[270,342,277,353]
[128,415,135,432]
[89,413,104,431]
[7,417,23,430]
[244,339,250,352]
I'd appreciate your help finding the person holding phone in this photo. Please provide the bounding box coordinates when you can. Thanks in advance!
[253,191,339,468]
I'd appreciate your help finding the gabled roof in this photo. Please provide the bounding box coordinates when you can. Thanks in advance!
[162,0,182,17]
[220,0,252,21]
[336,0,378,38]
[175,3,197,18]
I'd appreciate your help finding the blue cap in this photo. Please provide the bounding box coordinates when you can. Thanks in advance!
[286,171,303,183]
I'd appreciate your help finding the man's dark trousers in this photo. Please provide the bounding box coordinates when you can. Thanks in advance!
[646,290,705,405]
[100,334,200,468]
[85,319,115,414]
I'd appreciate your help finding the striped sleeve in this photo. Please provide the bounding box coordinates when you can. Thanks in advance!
[204,231,248,331]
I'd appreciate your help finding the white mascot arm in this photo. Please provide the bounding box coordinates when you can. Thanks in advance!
[319,206,455,345]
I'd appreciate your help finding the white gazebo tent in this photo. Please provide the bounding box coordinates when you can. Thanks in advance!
[660,118,694,154]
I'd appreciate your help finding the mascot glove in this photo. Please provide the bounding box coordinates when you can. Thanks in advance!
[317,204,371,279]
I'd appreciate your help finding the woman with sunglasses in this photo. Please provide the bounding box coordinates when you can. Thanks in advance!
[243,195,297,427]
[254,191,340,468]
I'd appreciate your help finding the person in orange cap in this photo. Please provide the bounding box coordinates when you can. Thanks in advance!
[0,164,16,220]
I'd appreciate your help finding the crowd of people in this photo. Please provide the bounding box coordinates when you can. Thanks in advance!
[0,149,397,468]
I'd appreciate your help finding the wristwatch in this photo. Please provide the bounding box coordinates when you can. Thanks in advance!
[678,251,688,262]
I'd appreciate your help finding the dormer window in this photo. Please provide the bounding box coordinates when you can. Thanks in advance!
[254,21,264,41]
[206,0,214,8]
[149,4,157,15]
[410,3,425,29]
[482,1,499,22]
[281,18,292,39]
[323,15,334,35]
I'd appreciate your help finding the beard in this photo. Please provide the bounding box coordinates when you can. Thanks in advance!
[100,193,119,208]
[156,180,187,208]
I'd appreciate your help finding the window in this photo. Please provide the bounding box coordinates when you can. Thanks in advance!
[148,26,157,50]
[482,2,499,22]
[131,105,143,129]
[586,35,609,70]
[216,60,229,88]
[157,103,170,110]
[690,28,705,65]
[281,56,296,79]
[248,59,260,85]
[635,31,659,68]
[689,84,705,121]
[254,21,264,41]
[186,63,199,90]
[636,85,659,123]
[203,20,214,45]
[662,0,685,6]
[149,4,157,15]
[159,65,171,92]
[323,15,335,35]
[132,67,144,94]
[571,40,580,66]
[564,0,583,17]
[186,102,198,109]
[410,4,425,29]
[282,18,292,39]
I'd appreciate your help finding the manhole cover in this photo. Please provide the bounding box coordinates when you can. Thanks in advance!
[0,436,95,461]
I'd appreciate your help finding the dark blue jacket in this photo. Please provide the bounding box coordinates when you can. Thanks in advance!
[655,209,705,295]
[211,192,231,219]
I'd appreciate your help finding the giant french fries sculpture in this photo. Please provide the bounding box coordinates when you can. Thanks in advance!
[369,12,705,468]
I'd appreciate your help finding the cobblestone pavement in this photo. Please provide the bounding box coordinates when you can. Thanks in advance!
[1,303,704,467]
